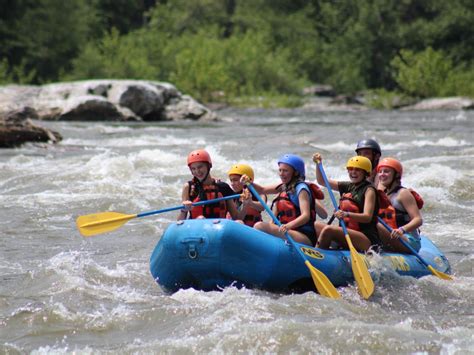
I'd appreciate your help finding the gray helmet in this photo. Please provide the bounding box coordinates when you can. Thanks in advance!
[355,139,381,155]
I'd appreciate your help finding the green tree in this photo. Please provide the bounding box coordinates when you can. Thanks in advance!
[66,28,160,80]
[11,0,99,83]
[392,47,474,97]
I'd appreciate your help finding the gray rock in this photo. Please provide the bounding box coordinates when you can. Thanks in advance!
[0,107,62,148]
[0,80,216,122]
[404,97,474,110]
[302,84,336,97]
[164,95,218,121]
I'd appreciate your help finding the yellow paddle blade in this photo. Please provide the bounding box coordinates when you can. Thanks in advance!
[76,212,137,237]
[428,265,453,280]
[305,260,341,299]
[345,235,374,299]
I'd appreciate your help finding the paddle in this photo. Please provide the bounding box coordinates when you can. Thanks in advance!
[76,194,241,237]
[316,160,375,299]
[246,183,340,299]
[377,217,453,280]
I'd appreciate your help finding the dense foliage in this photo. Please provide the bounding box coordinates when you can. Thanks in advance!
[1,0,473,104]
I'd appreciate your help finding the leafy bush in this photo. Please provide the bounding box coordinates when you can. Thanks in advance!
[365,89,416,109]
[66,26,306,103]
[391,47,474,98]
[0,58,36,85]
[65,28,161,80]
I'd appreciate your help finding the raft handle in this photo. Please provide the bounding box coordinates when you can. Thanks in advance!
[188,244,198,259]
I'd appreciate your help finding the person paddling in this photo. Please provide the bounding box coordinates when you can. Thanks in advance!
[313,153,380,252]
[227,163,266,227]
[244,154,324,246]
[376,157,423,253]
[178,149,241,220]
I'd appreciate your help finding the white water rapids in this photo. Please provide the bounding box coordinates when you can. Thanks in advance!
[1,108,473,353]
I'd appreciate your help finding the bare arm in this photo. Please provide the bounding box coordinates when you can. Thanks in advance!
[248,181,281,195]
[242,192,267,212]
[226,199,240,220]
[315,200,328,219]
[285,189,311,230]
[398,189,423,232]
[178,183,191,220]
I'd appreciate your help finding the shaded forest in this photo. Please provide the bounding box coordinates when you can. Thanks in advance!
[1,0,473,106]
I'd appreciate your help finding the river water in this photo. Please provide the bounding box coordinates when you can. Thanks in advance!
[1,108,473,354]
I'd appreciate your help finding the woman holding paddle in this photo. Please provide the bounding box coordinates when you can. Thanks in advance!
[227,163,267,227]
[376,157,423,253]
[313,153,381,252]
[245,154,321,246]
[179,149,242,220]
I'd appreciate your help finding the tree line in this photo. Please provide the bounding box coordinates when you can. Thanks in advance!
[1,0,473,106]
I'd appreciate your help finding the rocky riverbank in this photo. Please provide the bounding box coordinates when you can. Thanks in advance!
[0,79,217,147]
[1,80,473,148]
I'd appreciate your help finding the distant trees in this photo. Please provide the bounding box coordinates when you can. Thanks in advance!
[1,0,473,102]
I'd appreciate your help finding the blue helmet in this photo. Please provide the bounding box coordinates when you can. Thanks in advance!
[278,154,305,178]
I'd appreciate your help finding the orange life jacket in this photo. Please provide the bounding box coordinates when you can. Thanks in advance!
[377,190,398,229]
[308,182,324,200]
[339,193,362,231]
[271,182,319,225]
[227,193,263,227]
[240,199,262,227]
[188,179,227,219]
[409,188,424,209]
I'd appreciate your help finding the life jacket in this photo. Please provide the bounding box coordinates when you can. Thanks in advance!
[389,186,423,230]
[377,190,398,229]
[339,193,362,231]
[339,181,380,231]
[338,180,380,245]
[271,182,319,225]
[188,178,227,219]
[227,191,263,227]
[409,188,424,209]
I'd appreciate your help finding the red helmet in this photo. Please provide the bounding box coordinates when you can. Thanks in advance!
[377,157,403,177]
[187,149,212,167]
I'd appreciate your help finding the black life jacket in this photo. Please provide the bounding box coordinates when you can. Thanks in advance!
[188,178,227,219]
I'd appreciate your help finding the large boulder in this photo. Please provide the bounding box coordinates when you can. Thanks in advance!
[0,107,62,148]
[0,80,217,122]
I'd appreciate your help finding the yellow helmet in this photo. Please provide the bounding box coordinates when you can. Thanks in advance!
[227,164,254,181]
[346,156,372,174]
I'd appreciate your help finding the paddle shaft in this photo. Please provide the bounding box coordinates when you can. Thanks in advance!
[317,160,375,298]
[137,193,241,218]
[377,217,427,268]
[79,194,241,229]
[316,162,351,236]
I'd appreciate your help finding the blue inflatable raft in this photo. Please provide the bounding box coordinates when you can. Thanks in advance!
[150,219,451,294]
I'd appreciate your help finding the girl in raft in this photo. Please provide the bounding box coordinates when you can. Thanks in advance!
[244,153,327,246]
[313,153,380,252]
[376,157,423,253]
[178,149,242,220]
[227,163,266,227]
